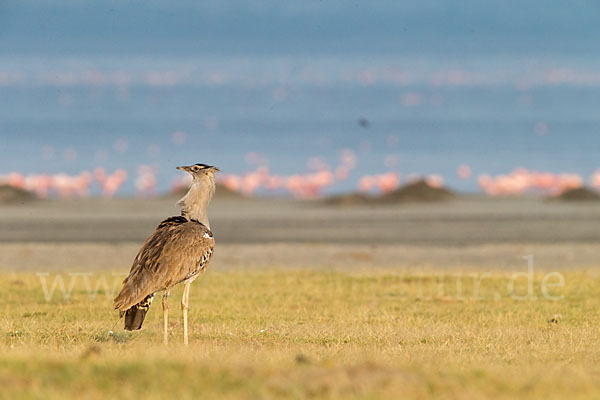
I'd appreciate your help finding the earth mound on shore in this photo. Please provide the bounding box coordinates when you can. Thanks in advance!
[0,185,36,204]
[379,180,455,204]
[553,187,600,202]
[325,180,456,206]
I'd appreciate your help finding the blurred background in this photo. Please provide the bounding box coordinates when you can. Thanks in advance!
[3,0,600,262]
[2,0,600,199]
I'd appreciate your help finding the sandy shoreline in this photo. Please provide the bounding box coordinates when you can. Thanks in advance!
[1,196,599,272]
[2,196,600,245]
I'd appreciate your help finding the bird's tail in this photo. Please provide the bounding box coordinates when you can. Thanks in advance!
[122,294,154,331]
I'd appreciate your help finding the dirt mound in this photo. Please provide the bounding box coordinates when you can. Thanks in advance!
[214,183,244,199]
[379,180,455,204]
[324,180,455,206]
[0,185,36,204]
[553,187,600,201]
[323,193,373,206]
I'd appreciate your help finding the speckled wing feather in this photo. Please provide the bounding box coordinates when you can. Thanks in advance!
[114,216,215,312]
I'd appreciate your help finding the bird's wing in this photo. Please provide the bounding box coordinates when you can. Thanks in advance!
[114,216,215,311]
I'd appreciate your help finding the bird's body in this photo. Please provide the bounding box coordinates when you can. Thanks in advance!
[113,216,214,328]
[114,163,219,344]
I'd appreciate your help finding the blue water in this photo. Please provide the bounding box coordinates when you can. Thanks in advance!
[1,1,600,194]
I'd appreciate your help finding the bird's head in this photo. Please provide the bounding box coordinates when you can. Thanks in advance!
[176,164,220,180]
[176,163,219,225]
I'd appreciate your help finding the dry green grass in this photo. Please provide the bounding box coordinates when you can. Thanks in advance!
[1,268,600,399]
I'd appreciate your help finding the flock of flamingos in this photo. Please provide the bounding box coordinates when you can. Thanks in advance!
[0,147,597,199]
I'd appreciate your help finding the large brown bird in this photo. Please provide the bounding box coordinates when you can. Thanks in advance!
[114,163,219,345]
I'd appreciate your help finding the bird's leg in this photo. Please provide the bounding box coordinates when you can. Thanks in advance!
[162,290,170,345]
[182,281,191,346]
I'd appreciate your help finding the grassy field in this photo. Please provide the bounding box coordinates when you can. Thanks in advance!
[1,268,599,399]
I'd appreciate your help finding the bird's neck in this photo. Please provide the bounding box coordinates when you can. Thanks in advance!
[178,177,215,229]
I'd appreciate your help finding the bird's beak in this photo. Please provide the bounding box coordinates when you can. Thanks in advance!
[176,165,192,172]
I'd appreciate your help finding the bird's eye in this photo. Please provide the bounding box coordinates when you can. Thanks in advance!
[192,166,199,171]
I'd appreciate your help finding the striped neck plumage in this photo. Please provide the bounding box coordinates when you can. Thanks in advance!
[178,175,215,229]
